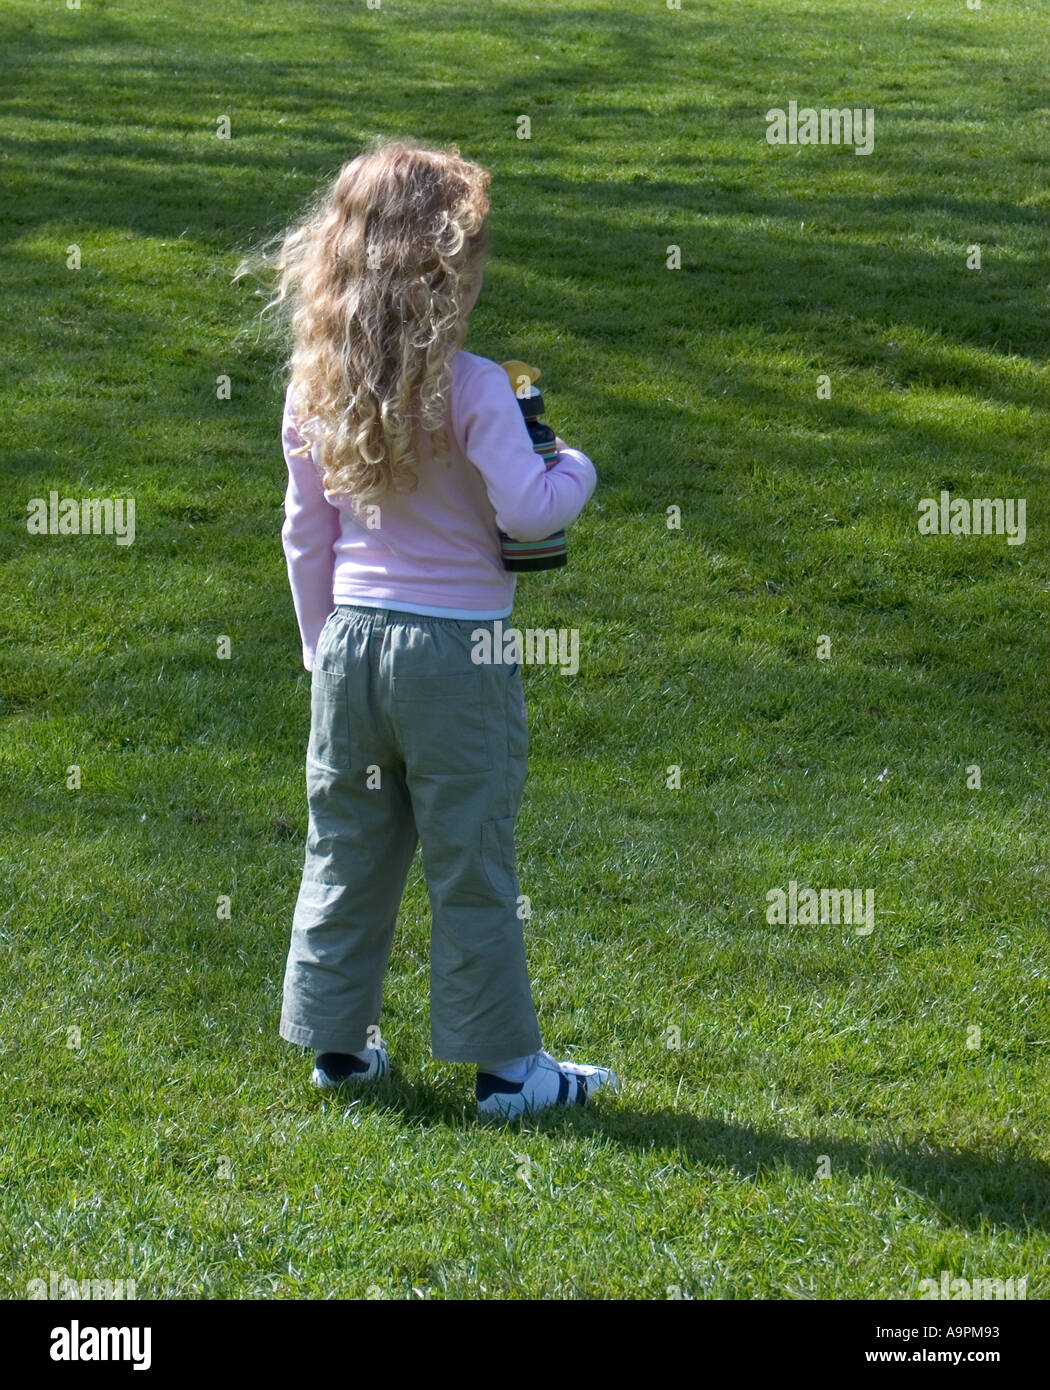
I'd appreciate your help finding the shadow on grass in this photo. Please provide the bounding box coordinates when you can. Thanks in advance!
[325,1071,1050,1235]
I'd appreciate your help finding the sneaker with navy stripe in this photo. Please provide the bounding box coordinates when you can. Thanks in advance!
[312,1047,390,1089]
[476,1049,619,1121]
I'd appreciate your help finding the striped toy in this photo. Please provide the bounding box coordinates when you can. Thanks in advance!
[498,360,568,572]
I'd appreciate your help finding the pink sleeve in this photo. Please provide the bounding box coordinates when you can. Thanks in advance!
[453,359,597,542]
[280,384,341,671]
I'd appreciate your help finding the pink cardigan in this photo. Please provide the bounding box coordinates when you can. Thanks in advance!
[280,349,597,669]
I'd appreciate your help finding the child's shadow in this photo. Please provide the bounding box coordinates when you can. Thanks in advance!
[323,1071,1050,1235]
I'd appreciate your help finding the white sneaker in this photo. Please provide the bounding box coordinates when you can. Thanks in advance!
[312,1047,390,1088]
[477,1049,620,1121]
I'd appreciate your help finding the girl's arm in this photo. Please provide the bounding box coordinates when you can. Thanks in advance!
[454,360,597,542]
[280,383,341,671]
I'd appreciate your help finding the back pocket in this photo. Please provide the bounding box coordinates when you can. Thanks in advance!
[308,666,353,770]
[392,672,492,776]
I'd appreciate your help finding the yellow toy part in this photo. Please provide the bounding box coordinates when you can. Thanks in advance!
[501,360,541,399]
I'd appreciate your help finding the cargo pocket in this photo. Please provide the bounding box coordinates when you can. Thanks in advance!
[393,671,493,775]
[308,666,353,771]
[481,815,518,898]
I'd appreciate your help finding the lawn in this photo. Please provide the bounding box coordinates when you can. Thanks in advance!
[1,0,1047,1300]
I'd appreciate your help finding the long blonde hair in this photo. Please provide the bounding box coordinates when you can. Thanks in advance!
[236,136,490,506]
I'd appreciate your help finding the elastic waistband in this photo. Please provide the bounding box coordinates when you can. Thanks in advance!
[332,603,509,633]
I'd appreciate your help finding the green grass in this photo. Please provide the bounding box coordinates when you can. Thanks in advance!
[1,0,1048,1300]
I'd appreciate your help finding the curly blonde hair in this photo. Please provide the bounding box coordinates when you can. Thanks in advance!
[236,136,490,507]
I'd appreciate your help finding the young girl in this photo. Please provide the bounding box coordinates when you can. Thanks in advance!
[250,137,618,1121]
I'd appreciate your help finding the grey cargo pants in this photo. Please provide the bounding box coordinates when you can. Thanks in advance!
[279,603,543,1064]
